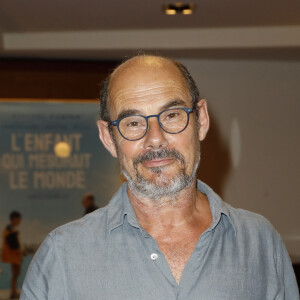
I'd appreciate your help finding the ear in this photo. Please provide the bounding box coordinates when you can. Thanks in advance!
[97,120,118,158]
[197,99,210,141]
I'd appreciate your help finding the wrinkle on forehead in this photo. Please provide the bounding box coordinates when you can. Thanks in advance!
[109,56,187,93]
[108,56,190,116]
[111,81,188,103]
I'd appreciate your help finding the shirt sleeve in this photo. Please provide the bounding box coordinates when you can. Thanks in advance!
[20,233,67,300]
[277,236,299,299]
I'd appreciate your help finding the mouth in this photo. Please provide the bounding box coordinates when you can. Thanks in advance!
[142,158,175,168]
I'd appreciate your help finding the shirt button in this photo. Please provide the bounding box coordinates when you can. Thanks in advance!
[150,253,158,260]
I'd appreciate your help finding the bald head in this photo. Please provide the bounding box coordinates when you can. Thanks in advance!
[111,56,178,80]
[99,55,200,122]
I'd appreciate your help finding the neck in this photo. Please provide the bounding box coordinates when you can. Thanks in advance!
[128,180,210,234]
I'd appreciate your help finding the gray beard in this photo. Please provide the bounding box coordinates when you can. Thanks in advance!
[120,149,200,201]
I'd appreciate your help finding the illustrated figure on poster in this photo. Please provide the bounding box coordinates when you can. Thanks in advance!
[82,193,98,215]
[20,55,299,299]
[1,211,23,299]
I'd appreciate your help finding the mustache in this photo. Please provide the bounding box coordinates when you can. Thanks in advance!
[133,149,185,166]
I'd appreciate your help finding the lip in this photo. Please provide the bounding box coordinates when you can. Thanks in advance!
[142,158,174,168]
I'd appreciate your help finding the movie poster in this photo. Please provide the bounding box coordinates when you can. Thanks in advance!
[0,101,121,293]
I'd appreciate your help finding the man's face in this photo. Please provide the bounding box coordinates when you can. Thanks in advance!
[100,58,207,200]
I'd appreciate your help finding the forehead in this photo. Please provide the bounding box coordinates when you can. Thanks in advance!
[108,57,191,117]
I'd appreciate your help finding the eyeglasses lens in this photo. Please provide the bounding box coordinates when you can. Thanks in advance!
[118,108,189,141]
[159,109,188,133]
[119,116,147,140]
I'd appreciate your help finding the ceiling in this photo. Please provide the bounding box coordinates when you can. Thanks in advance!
[0,0,300,60]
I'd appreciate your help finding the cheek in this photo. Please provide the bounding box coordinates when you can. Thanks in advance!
[169,126,198,150]
[117,139,143,164]
[169,129,199,166]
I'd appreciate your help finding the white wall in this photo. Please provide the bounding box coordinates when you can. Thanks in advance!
[181,58,300,262]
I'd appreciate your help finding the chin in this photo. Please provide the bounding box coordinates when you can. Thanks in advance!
[126,169,195,200]
[141,166,184,183]
[120,154,200,200]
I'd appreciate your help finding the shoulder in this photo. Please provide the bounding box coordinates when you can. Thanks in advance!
[201,179,278,238]
[48,206,110,248]
[225,202,281,244]
[42,184,127,253]
[222,204,299,297]
[226,203,273,227]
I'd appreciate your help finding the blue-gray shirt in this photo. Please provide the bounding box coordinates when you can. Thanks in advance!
[21,180,299,299]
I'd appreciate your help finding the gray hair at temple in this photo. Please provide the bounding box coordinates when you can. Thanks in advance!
[98,55,200,123]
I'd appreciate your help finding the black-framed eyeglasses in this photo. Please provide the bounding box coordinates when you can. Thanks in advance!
[109,107,194,141]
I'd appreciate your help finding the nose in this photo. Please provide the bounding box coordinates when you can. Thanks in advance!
[143,117,168,150]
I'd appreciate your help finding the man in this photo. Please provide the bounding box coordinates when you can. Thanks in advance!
[2,211,23,299]
[82,193,98,215]
[20,55,298,299]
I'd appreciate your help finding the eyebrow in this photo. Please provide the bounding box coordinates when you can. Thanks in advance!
[160,99,188,111]
[116,99,188,120]
[117,109,141,120]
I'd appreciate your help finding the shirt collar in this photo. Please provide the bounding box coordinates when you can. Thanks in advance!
[107,180,237,236]
[196,180,237,236]
[107,182,140,232]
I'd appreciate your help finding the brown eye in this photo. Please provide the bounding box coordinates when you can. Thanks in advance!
[166,112,179,119]
[127,121,140,127]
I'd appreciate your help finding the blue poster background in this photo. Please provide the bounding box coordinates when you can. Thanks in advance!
[0,101,121,290]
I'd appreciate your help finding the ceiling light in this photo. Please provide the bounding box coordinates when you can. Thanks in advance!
[165,9,177,15]
[163,3,194,15]
[182,8,193,15]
